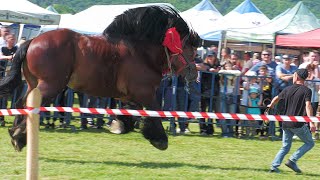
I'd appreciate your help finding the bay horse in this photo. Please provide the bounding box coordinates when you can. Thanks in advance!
[1,5,200,151]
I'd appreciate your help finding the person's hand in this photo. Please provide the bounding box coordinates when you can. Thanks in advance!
[195,64,203,70]
[282,75,293,81]
[232,65,239,70]
[309,123,316,133]
[267,104,273,108]
[209,68,219,72]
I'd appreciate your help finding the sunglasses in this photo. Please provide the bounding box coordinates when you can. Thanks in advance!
[262,54,270,56]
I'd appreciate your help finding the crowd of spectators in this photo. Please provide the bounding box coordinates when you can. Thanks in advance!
[160,45,320,140]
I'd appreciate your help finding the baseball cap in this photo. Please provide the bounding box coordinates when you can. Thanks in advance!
[295,68,308,80]
[249,87,259,94]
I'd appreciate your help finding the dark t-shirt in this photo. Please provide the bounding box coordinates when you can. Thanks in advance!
[1,46,17,56]
[201,62,220,96]
[278,84,311,128]
[0,46,17,77]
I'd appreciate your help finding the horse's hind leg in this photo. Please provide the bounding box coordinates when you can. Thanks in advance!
[9,80,66,151]
[9,86,33,152]
[110,102,141,134]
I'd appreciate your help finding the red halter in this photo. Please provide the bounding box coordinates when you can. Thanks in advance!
[162,27,193,75]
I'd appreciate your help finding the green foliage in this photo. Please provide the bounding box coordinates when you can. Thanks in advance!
[53,4,76,14]
[29,0,320,19]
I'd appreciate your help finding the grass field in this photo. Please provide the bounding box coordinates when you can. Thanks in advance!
[0,117,319,180]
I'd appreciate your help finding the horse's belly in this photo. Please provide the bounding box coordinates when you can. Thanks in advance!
[68,75,122,98]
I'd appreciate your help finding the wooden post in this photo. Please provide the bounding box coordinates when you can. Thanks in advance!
[26,88,42,180]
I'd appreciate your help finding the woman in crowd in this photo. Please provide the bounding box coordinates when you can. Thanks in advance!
[197,52,221,135]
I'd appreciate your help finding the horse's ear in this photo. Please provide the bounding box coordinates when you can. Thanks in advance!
[162,27,183,54]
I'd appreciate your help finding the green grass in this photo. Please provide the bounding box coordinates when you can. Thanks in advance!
[0,117,319,180]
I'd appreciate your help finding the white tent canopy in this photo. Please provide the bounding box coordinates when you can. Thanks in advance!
[224,1,320,43]
[180,0,222,36]
[40,14,74,34]
[215,0,270,30]
[59,3,174,34]
[201,0,270,41]
[0,0,60,25]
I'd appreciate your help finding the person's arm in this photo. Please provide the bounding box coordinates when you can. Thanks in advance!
[246,65,258,75]
[305,100,316,132]
[276,65,293,81]
[0,50,13,61]
[196,63,207,71]
[248,96,252,107]
[209,66,220,73]
[267,95,280,108]
[244,81,250,90]
[258,93,263,106]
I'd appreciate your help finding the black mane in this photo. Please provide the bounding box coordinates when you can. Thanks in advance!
[103,5,199,46]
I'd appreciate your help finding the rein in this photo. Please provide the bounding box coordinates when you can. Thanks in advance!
[163,34,194,76]
[162,28,198,95]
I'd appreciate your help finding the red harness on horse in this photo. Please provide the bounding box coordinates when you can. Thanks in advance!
[162,27,189,75]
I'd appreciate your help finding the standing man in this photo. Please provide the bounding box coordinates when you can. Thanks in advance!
[247,50,278,76]
[268,69,316,173]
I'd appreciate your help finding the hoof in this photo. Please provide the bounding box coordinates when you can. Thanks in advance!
[11,139,23,152]
[150,140,168,150]
[110,120,124,134]
[8,127,26,152]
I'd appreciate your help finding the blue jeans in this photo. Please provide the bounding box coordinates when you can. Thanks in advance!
[271,125,315,169]
[220,94,236,137]
[176,82,200,132]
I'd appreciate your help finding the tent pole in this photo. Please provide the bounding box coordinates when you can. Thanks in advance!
[272,33,277,59]
[223,31,227,49]
[18,24,24,41]
[218,31,225,60]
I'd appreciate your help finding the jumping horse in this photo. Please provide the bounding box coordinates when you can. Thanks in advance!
[0,5,200,151]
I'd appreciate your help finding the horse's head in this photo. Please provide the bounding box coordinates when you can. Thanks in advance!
[103,5,201,83]
[163,28,200,83]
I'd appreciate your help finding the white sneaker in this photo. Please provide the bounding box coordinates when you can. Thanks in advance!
[185,128,191,133]
[176,128,181,133]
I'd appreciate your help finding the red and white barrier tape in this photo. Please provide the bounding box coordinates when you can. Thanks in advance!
[0,107,319,123]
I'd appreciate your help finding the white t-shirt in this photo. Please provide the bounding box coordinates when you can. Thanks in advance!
[305,77,320,103]
[0,37,6,50]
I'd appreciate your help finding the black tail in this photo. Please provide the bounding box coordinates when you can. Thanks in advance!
[0,39,32,97]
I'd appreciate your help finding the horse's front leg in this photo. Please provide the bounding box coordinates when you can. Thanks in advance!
[141,100,168,150]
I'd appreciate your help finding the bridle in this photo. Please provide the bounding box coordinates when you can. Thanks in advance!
[163,34,195,77]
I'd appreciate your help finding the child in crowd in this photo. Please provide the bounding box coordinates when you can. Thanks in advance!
[239,71,260,137]
[247,87,263,138]
[257,65,272,138]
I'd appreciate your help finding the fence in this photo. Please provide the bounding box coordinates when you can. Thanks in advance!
[1,71,319,137]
